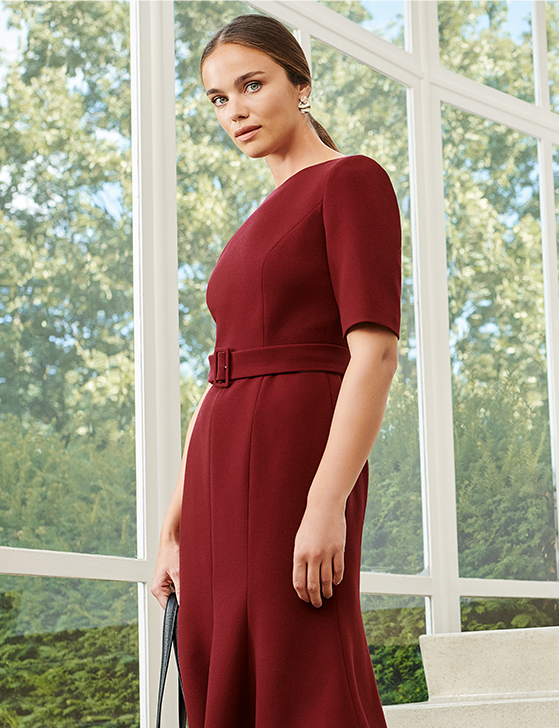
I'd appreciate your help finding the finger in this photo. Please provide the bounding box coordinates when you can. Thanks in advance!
[151,584,170,610]
[167,568,181,606]
[333,549,344,586]
[151,574,179,610]
[307,559,322,608]
[293,557,310,603]
[321,559,334,599]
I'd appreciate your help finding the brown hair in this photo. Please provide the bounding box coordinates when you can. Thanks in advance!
[200,14,339,152]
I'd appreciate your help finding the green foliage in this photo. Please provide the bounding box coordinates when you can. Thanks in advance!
[454,379,556,580]
[370,645,428,705]
[438,1,535,103]
[545,0,559,112]
[364,376,423,574]
[461,597,558,631]
[362,601,428,705]
[442,103,556,580]
[0,415,135,555]
[0,592,139,728]
[0,0,133,439]
[0,0,136,552]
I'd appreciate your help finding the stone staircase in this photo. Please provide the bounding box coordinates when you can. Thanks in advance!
[383,626,559,727]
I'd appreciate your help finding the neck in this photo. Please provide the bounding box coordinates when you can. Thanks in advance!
[265,123,344,188]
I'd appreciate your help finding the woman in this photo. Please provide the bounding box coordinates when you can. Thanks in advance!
[152,13,401,728]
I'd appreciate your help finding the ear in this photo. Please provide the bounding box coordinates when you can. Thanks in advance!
[297,82,311,99]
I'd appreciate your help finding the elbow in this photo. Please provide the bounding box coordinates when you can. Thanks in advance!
[383,340,399,379]
[374,345,398,386]
[346,324,399,380]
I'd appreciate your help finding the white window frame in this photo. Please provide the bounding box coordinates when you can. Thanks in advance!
[0,1,558,724]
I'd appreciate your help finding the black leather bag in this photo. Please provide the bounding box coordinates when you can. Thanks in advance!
[156,592,187,728]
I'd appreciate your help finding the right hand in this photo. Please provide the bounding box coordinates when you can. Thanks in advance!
[151,538,180,609]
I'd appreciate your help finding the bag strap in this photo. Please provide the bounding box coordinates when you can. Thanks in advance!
[156,592,187,728]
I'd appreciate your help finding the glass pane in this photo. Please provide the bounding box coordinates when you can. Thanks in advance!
[461,596,559,630]
[361,594,428,705]
[546,0,559,112]
[0,2,136,557]
[442,104,557,581]
[174,0,272,429]
[0,575,139,726]
[438,1,535,104]
[310,37,423,576]
[317,1,405,48]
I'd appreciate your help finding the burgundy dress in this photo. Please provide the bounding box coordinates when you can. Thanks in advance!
[177,154,402,728]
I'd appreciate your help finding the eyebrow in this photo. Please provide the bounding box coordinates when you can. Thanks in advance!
[205,70,266,97]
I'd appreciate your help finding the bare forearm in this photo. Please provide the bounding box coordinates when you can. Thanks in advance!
[307,329,397,509]
[293,325,398,607]
[160,382,212,543]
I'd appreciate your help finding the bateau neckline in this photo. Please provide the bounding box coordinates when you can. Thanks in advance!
[274,155,353,192]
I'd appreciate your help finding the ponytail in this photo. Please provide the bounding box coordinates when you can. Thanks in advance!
[305,113,339,153]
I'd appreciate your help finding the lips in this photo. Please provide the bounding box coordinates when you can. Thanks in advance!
[234,125,261,140]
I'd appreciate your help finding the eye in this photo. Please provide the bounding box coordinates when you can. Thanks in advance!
[212,95,227,107]
[245,81,261,93]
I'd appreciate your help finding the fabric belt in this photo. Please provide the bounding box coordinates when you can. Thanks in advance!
[208,343,350,388]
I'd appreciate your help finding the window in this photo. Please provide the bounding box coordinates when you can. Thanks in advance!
[1,0,557,722]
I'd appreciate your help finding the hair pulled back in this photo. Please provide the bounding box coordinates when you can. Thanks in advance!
[200,14,339,152]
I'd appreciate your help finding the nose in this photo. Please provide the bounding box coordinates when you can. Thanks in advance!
[228,95,249,122]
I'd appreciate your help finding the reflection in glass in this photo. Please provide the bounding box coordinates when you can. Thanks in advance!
[174,0,271,429]
[438,1,535,104]
[310,38,423,576]
[0,1,136,556]
[461,596,559,631]
[361,594,428,705]
[317,1,405,47]
[442,104,557,581]
[546,0,559,112]
[0,575,139,726]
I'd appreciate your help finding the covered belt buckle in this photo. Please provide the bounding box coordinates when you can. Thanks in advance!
[213,347,231,388]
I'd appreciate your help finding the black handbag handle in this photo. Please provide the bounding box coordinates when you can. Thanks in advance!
[156,592,187,728]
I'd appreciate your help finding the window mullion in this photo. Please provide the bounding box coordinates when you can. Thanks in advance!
[130,0,182,724]
[408,0,461,634]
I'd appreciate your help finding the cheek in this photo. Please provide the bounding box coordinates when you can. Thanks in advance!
[214,108,231,133]
[259,90,299,127]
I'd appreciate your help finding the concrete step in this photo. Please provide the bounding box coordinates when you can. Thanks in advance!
[421,626,558,700]
[384,695,558,728]
[383,626,559,728]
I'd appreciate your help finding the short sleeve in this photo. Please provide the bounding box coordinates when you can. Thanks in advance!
[323,155,402,339]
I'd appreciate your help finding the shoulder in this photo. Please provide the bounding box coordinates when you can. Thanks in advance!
[326,154,390,179]
[322,154,398,211]
[323,154,394,195]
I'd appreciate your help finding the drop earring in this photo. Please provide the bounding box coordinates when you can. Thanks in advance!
[298,96,311,113]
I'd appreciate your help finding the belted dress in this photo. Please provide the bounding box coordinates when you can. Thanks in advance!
[177,154,402,728]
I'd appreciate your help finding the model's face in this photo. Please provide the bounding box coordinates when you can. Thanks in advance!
[201,43,309,158]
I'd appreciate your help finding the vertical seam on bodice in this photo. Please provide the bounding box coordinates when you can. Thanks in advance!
[260,200,323,346]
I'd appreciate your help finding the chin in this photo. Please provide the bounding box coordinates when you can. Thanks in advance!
[244,149,268,159]
[237,144,269,160]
